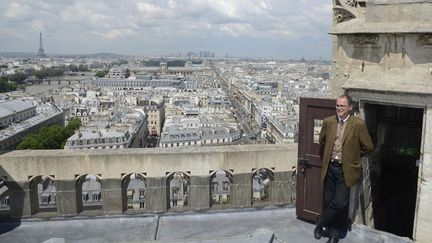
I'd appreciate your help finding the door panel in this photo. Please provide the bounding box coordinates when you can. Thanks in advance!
[296,97,335,221]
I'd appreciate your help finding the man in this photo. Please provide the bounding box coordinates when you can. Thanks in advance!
[314,95,374,243]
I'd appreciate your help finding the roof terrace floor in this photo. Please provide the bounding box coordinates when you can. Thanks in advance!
[0,206,412,243]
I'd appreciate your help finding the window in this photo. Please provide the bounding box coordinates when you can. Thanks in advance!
[0,198,10,207]
[140,202,145,208]
[212,182,218,192]
[172,188,178,197]
[92,193,100,201]
[127,189,133,199]
[41,195,51,204]
[223,182,229,191]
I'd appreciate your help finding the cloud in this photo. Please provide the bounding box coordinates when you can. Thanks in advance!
[31,20,45,32]
[5,2,32,19]
[0,0,332,58]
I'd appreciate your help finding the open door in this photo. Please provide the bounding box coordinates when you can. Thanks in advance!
[296,97,335,221]
[364,103,422,239]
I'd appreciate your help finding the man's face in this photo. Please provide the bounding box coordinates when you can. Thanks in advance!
[336,97,352,119]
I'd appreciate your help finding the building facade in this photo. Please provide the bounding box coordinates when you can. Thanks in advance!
[0,100,36,129]
[138,99,165,137]
[330,1,432,241]
[0,102,64,151]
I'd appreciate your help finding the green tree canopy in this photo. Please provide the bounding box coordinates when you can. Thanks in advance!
[33,67,65,79]
[8,72,27,84]
[68,64,79,72]
[16,118,82,150]
[95,70,109,78]
[78,64,89,72]
[0,76,17,92]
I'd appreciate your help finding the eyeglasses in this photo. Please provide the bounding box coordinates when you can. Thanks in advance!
[335,105,348,108]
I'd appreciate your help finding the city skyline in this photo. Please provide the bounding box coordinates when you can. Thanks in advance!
[0,0,332,59]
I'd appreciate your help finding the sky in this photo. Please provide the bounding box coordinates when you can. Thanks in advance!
[0,0,333,59]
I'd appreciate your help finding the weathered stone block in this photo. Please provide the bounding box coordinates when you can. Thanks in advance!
[146,177,167,213]
[55,180,78,216]
[101,179,122,214]
[190,176,210,210]
[8,181,31,218]
[231,173,252,207]
[271,171,293,204]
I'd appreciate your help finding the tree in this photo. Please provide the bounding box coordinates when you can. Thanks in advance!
[16,118,82,149]
[8,72,27,84]
[16,134,42,150]
[66,117,82,131]
[78,64,89,72]
[125,68,130,78]
[33,67,64,79]
[68,64,79,72]
[95,70,109,78]
[0,77,17,92]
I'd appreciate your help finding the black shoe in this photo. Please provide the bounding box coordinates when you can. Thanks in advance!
[326,235,339,243]
[314,216,323,239]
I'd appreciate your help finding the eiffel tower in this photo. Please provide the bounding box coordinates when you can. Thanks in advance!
[37,32,47,57]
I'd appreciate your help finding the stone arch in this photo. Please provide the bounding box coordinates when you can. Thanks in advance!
[166,172,190,209]
[0,178,10,211]
[209,170,233,206]
[122,173,147,212]
[76,174,102,212]
[252,168,274,204]
[29,175,56,214]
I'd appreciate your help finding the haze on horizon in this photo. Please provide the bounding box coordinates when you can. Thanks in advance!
[0,0,332,59]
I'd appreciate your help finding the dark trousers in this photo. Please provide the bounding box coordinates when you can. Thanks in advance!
[320,162,350,236]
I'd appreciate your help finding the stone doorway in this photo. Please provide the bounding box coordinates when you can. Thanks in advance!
[364,103,422,239]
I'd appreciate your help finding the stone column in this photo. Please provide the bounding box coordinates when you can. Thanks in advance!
[146,177,167,213]
[56,179,78,216]
[415,105,432,242]
[8,181,31,218]
[190,175,210,211]
[101,178,123,214]
[28,180,39,215]
[231,173,252,207]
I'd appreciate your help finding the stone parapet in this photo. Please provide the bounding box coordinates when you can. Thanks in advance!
[0,144,297,219]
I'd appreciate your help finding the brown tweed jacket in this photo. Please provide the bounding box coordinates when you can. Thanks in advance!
[319,115,374,187]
